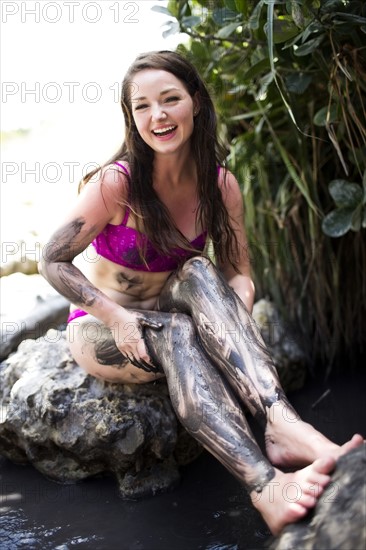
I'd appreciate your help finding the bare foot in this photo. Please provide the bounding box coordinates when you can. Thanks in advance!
[264,401,364,467]
[251,456,335,536]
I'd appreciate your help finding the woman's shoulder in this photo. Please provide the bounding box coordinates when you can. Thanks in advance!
[112,160,130,177]
[93,161,130,199]
[218,167,240,196]
[101,160,130,181]
[76,162,130,224]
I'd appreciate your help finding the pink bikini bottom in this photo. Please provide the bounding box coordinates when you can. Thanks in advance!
[67,309,89,323]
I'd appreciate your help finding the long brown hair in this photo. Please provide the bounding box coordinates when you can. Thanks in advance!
[81,50,239,268]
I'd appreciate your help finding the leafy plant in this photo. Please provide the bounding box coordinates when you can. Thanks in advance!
[322,174,366,237]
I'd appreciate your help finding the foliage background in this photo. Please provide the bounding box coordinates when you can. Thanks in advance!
[157,0,366,372]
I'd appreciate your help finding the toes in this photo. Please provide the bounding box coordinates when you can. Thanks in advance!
[312,456,336,474]
[340,434,364,455]
[269,503,308,536]
[302,480,327,498]
[300,494,316,508]
[282,482,317,508]
[349,434,364,447]
[305,471,331,489]
[289,502,308,517]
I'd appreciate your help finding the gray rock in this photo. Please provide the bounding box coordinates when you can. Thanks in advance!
[0,240,39,277]
[0,332,202,498]
[0,273,70,360]
[252,299,307,392]
[269,444,366,550]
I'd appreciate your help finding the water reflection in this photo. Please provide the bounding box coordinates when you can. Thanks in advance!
[0,509,102,549]
[0,453,269,550]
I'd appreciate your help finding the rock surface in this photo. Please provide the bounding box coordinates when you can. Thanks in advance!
[269,444,366,550]
[0,239,39,277]
[0,273,70,360]
[0,332,202,498]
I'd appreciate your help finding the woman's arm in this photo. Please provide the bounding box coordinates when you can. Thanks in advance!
[39,166,133,328]
[217,170,255,313]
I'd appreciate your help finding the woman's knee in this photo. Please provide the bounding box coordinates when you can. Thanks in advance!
[181,255,214,275]
[180,256,226,289]
[158,257,221,311]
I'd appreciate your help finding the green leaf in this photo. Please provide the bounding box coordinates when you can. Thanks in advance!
[256,72,275,100]
[313,104,338,126]
[294,34,324,55]
[329,180,363,208]
[235,0,247,15]
[242,58,271,81]
[166,0,178,17]
[291,1,305,28]
[181,15,201,28]
[333,12,366,26]
[216,21,241,38]
[285,73,312,94]
[322,207,355,237]
[212,7,238,25]
[190,40,208,60]
[249,0,264,30]
[230,106,271,121]
[300,20,322,44]
[151,5,171,16]
[264,17,300,43]
[320,0,341,11]
[162,20,180,38]
[225,0,239,11]
[351,205,363,231]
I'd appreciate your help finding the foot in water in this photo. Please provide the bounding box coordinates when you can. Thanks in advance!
[264,401,364,467]
[251,456,336,536]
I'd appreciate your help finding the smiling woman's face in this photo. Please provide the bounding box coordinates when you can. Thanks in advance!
[130,69,199,156]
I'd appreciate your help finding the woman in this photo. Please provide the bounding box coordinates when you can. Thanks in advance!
[39,50,362,535]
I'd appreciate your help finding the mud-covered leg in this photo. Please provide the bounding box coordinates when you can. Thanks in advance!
[143,312,344,537]
[157,257,364,470]
[157,257,290,426]
[143,311,275,494]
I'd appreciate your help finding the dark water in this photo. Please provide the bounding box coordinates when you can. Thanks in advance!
[0,455,268,550]
[1,369,365,550]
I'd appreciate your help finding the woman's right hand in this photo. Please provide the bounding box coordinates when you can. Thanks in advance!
[112,311,163,373]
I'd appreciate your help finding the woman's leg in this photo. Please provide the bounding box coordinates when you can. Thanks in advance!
[66,298,339,534]
[66,314,165,384]
[157,256,363,467]
[65,269,362,534]
[142,311,336,536]
[66,309,277,491]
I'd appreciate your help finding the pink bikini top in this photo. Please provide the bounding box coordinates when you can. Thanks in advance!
[91,162,207,272]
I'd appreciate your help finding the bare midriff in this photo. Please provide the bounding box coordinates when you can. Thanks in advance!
[70,250,173,313]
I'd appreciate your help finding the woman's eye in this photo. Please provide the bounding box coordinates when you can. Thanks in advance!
[165,96,179,103]
[135,104,148,111]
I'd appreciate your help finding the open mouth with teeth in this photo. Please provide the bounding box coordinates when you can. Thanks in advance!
[152,125,177,137]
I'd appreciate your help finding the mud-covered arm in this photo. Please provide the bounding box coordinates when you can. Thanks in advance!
[39,167,133,328]
[218,170,255,313]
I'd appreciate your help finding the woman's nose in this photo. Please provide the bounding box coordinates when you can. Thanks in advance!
[151,104,167,120]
